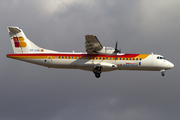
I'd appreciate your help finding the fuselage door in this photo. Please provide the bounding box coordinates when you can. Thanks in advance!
[47,56,52,64]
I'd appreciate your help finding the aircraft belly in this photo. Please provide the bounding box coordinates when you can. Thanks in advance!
[18,59,50,67]
[118,66,162,71]
[19,59,78,69]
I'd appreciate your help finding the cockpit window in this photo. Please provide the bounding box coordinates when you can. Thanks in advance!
[157,56,165,59]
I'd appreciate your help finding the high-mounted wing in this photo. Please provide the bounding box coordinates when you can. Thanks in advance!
[85,35,103,54]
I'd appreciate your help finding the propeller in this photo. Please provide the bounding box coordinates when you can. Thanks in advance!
[113,41,121,60]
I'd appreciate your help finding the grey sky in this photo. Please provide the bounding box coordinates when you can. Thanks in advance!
[0,0,180,120]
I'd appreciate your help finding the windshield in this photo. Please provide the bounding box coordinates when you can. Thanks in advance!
[157,56,165,59]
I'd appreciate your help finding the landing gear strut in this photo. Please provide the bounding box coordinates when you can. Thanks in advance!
[93,66,102,78]
[161,69,165,76]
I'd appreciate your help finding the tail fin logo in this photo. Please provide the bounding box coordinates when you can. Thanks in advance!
[13,37,27,48]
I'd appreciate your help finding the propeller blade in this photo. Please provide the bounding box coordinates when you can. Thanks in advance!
[114,41,121,60]
[115,41,118,51]
[114,41,120,53]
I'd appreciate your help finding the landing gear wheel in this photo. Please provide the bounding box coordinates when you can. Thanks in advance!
[95,73,101,78]
[93,66,102,78]
[161,73,165,76]
[161,70,165,77]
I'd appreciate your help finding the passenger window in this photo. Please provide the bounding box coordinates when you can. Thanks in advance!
[62,57,64,59]
[140,58,142,60]
[157,57,160,59]
[136,58,138,60]
[126,58,128,60]
[129,58,131,60]
[59,56,61,59]
[123,58,125,60]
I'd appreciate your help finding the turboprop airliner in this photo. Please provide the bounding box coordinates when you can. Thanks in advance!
[7,26,174,78]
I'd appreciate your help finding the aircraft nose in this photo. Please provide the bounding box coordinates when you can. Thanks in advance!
[168,62,174,69]
[169,62,174,68]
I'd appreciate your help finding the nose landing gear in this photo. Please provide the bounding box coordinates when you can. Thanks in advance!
[161,69,165,76]
[93,66,102,78]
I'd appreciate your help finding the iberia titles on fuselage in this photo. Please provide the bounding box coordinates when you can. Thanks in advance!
[6,26,174,78]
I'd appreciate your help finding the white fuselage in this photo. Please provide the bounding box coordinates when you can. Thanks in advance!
[7,52,174,72]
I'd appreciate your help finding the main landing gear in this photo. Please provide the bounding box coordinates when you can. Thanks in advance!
[93,66,102,78]
[161,69,165,76]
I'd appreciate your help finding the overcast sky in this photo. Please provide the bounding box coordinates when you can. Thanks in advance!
[0,0,180,120]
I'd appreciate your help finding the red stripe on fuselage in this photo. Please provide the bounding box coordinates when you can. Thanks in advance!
[7,53,139,58]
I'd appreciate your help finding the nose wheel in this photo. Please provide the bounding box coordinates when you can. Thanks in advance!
[161,70,165,76]
[93,66,102,78]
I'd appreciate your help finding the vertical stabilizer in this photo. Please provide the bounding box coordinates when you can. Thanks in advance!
[8,26,41,53]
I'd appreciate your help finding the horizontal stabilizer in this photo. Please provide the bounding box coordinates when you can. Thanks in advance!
[8,26,21,34]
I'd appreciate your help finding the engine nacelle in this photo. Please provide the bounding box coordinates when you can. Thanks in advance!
[77,62,117,72]
[97,47,115,55]
[95,62,117,72]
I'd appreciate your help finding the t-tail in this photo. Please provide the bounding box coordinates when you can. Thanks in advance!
[8,26,57,54]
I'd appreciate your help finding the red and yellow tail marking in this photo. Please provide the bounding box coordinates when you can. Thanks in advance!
[13,37,27,48]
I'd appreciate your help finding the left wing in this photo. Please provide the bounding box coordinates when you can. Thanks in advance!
[85,35,103,54]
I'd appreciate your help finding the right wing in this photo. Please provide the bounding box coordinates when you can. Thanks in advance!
[85,35,103,54]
